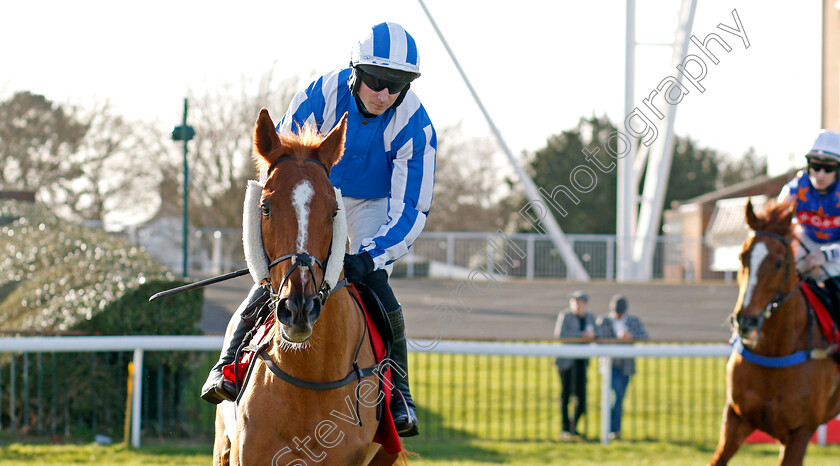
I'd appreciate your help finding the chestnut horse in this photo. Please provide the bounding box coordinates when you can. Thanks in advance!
[710,199,840,466]
[213,109,405,465]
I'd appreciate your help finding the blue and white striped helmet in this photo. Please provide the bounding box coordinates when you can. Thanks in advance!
[350,22,420,82]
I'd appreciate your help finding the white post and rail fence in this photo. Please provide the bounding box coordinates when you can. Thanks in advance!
[0,336,836,447]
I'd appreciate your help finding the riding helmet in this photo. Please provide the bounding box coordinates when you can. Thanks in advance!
[349,22,420,108]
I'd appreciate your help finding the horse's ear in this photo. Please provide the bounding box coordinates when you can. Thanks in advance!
[780,198,795,226]
[253,108,281,158]
[745,198,759,230]
[319,113,347,169]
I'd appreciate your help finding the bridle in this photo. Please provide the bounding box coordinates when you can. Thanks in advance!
[258,156,346,310]
[234,156,382,412]
[729,229,836,366]
[732,230,798,336]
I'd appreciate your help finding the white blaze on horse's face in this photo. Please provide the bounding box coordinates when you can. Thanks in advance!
[742,241,769,310]
[291,180,315,288]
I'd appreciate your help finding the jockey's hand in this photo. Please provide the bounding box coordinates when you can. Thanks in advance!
[343,251,374,284]
[803,250,827,270]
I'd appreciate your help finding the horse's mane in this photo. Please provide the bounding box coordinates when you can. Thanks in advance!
[254,123,326,174]
[749,198,794,237]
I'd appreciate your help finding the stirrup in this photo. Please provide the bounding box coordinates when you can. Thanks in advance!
[200,372,238,404]
[391,390,419,437]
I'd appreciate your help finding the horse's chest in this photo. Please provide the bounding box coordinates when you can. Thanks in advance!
[730,364,817,430]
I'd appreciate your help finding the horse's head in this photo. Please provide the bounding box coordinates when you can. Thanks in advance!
[251,108,347,343]
[732,198,796,342]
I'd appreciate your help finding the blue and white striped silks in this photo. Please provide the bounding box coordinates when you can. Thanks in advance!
[273,68,436,271]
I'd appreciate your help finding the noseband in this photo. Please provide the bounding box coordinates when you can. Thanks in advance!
[732,230,798,336]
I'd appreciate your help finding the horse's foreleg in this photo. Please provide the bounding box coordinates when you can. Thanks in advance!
[778,426,813,466]
[213,407,232,466]
[709,403,754,466]
[825,373,840,421]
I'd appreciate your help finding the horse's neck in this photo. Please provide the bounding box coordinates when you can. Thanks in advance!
[755,292,812,356]
[270,292,363,374]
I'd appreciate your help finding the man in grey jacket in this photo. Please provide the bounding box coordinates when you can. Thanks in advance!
[554,290,596,438]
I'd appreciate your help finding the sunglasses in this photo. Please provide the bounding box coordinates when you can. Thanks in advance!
[359,72,407,95]
[809,161,839,173]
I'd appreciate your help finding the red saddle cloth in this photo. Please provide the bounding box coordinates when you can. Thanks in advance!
[800,282,840,347]
[221,286,401,455]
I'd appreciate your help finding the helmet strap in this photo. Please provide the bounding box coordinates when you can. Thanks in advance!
[392,83,411,108]
[354,95,376,118]
[349,65,363,99]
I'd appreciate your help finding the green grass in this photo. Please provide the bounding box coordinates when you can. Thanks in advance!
[404,438,840,465]
[3,439,840,465]
[0,441,209,465]
[410,349,728,443]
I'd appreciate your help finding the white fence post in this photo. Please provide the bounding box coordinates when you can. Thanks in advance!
[526,235,535,280]
[131,349,144,449]
[601,358,612,445]
[212,231,223,275]
[446,233,455,280]
[407,249,415,277]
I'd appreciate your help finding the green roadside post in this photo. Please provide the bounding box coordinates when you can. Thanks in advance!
[171,98,195,277]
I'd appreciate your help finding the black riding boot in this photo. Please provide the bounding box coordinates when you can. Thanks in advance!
[388,307,419,437]
[200,285,268,404]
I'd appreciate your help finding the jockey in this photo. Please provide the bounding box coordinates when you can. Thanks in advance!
[779,129,840,280]
[200,22,436,438]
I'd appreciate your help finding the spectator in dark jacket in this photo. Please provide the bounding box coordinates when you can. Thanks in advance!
[554,290,596,438]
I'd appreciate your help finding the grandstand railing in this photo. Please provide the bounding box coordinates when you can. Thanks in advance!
[2,336,832,447]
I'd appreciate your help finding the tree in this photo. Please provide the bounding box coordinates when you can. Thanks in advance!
[517,115,742,234]
[659,136,721,208]
[60,102,161,222]
[0,91,88,193]
[521,115,620,234]
[180,70,300,228]
[425,125,520,231]
[719,147,768,188]
[0,92,164,224]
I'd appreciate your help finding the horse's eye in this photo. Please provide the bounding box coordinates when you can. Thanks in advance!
[260,203,271,217]
[775,259,783,269]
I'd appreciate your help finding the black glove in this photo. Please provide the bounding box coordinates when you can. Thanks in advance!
[343,251,374,284]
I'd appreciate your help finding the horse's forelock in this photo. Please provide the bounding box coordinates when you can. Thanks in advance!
[750,198,794,237]
[256,124,325,172]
